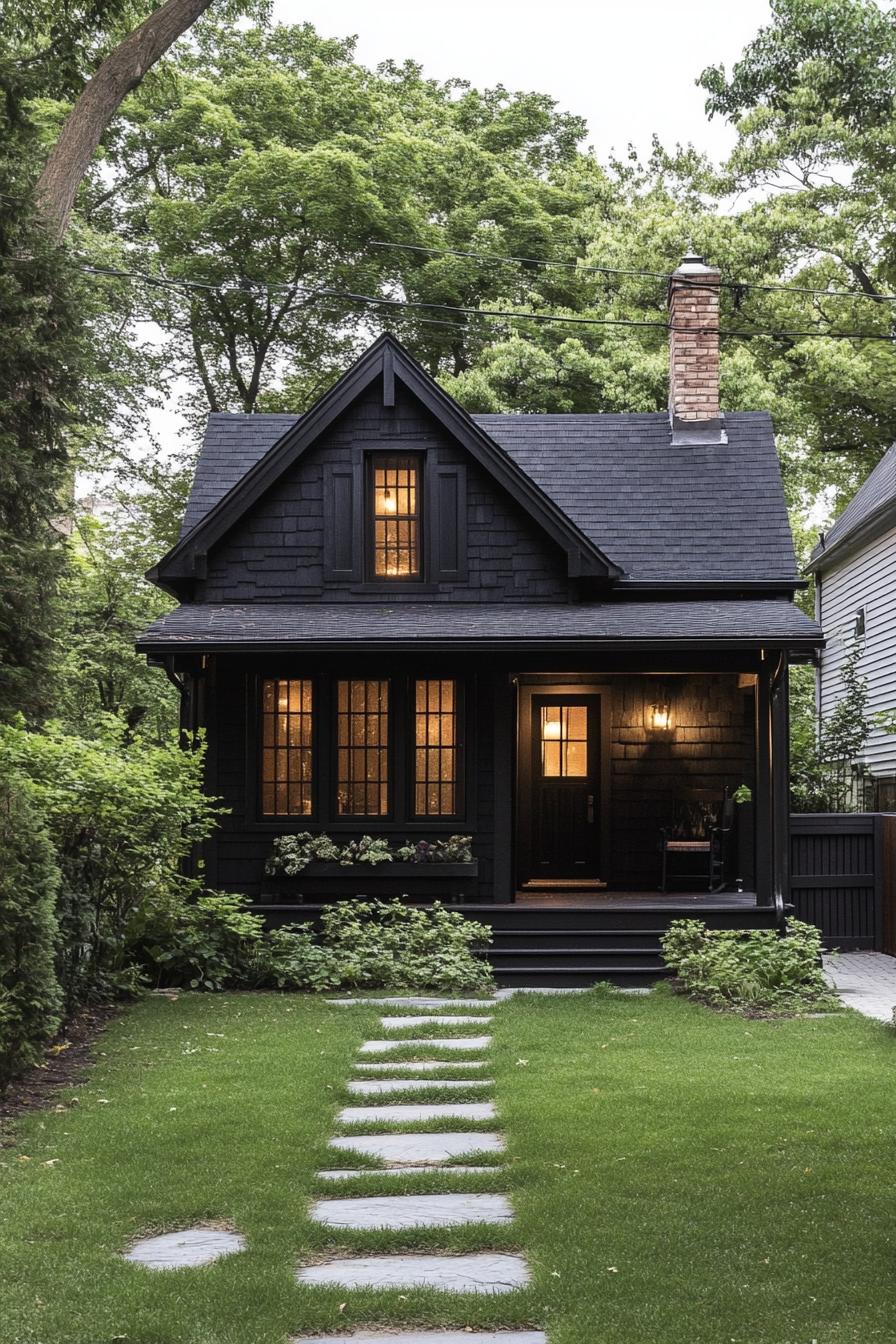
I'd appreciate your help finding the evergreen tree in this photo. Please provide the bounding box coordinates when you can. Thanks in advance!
[0,773,62,1091]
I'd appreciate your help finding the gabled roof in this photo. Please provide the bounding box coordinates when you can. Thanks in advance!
[137,598,823,654]
[153,335,619,588]
[809,443,896,572]
[178,406,798,586]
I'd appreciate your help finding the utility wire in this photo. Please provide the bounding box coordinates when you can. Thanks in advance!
[369,239,896,304]
[70,263,896,343]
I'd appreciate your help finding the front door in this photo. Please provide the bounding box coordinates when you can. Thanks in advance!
[522,694,602,882]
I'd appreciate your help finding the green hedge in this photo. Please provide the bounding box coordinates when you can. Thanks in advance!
[0,774,62,1091]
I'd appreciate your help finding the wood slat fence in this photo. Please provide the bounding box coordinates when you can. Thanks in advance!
[789,813,896,951]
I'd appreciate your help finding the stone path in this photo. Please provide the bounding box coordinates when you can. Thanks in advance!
[296,1333,545,1344]
[358,1036,492,1054]
[299,993,541,1340]
[825,951,896,1022]
[123,1227,245,1269]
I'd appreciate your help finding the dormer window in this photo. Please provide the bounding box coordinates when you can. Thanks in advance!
[371,453,420,579]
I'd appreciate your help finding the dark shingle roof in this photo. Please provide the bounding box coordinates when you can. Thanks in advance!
[137,599,821,651]
[180,410,797,583]
[809,443,896,570]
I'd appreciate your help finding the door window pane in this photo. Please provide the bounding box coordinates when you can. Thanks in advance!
[337,679,389,814]
[541,704,588,778]
[414,679,459,815]
[261,679,313,815]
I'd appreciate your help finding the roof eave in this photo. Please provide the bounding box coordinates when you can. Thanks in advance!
[807,496,896,573]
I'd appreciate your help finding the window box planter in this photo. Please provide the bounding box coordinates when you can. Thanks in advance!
[261,859,479,904]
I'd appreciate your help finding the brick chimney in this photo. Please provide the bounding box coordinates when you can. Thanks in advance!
[668,252,726,444]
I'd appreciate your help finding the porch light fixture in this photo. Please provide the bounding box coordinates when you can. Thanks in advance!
[649,700,672,732]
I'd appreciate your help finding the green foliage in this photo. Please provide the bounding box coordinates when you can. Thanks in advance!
[662,916,835,1013]
[790,636,895,811]
[136,896,492,994]
[310,899,493,993]
[56,513,177,742]
[266,832,474,874]
[140,892,266,991]
[0,718,221,1011]
[0,773,63,1091]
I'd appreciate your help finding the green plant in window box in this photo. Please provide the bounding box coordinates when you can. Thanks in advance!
[266,832,341,875]
[339,835,394,866]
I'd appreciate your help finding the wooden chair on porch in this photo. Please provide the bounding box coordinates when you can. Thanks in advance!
[659,794,735,893]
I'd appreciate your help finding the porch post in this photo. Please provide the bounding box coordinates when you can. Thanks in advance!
[771,658,791,910]
[491,672,515,903]
[755,662,774,906]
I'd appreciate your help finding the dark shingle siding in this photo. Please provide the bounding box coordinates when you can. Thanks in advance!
[195,385,571,605]
[138,599,822,647]
[179,408,796,583]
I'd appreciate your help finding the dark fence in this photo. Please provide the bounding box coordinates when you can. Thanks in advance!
[789,813,896,950]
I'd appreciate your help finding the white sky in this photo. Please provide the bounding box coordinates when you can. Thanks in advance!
[137,1,772,464]
[272,0,772,160]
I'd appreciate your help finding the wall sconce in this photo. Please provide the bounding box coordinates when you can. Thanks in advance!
[380,486,397,514]
[649,702,671,731]
[542,714,562,740]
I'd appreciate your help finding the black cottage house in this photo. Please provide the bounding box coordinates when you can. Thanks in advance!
[138,255,825,982]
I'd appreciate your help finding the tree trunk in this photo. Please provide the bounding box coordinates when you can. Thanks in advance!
[34,0,215,242]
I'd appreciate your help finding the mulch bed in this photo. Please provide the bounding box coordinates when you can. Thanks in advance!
[0,1005,121,1141]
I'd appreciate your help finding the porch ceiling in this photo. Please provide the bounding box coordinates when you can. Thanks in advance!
[137,599,823,654]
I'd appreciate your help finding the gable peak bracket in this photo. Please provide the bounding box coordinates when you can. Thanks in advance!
[382,344,395,408]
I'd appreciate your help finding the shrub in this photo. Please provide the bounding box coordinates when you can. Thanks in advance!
[313,899,493,993]
[0,717,222,1011]
[662,917,835,1014]
[0,774,63,1091]
[139,893,266,991]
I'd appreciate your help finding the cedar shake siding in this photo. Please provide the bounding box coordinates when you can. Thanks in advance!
[195,382,572,606]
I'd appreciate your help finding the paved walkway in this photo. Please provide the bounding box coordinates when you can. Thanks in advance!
[824,951,896,1023]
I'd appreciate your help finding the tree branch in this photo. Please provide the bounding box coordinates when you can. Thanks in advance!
[34,0,214,242]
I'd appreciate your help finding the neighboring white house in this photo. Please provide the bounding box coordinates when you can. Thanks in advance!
[808,444,896,809]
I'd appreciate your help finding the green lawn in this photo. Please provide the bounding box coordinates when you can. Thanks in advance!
[1,988,894,1343]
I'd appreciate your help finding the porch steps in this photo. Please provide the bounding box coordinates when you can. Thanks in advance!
[249,899,780,987]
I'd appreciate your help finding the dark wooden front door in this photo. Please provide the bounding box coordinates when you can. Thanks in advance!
[524,694,602,880]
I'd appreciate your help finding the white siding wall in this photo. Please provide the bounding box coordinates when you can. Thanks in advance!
[818,520,896,775]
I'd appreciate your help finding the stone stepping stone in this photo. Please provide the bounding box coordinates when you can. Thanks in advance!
[359,1037,491,1054]
[296,1251,529,1294]
[294,1334,545,1344]
[327,997,498,1008]
[316,1165,497,1180]
[329,1132,505,1164]
[123,1227,245,1269]
[354,1060,487,1073]
[380,1015,493,1029]
[347,1078,493,1095]
[337,1102,496,1125]
[309,1192,513,1229]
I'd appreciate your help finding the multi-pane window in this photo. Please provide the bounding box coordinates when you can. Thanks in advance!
[540,704,588,778]
[414,679,459,816]
[337,679,389,815]
[261,679,313,815]
[372,455,420,578]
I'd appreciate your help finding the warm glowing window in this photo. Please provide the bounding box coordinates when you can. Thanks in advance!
[372,455,420,578]
[337,679,389,815]
[541,705,588,778]
[414,679,459,816]
[261,679,313,815]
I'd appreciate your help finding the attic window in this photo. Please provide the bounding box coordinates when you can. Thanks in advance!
[371,454,420,578]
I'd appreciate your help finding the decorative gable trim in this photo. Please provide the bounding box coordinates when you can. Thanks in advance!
[148,335,622,593]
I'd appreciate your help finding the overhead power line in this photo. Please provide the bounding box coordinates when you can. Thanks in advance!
[69,262,896,344]
[369,239,896,305]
